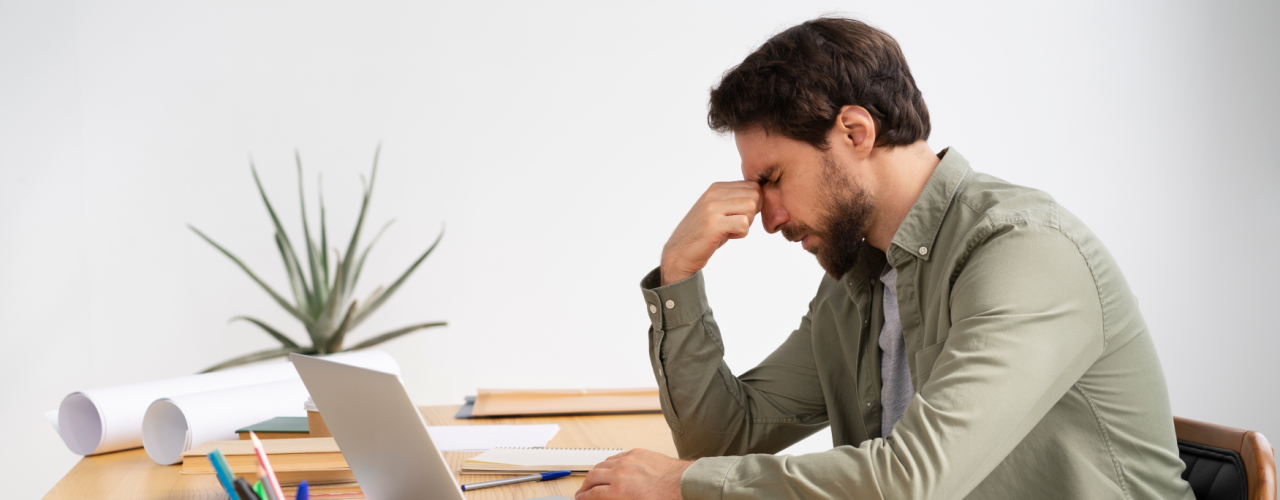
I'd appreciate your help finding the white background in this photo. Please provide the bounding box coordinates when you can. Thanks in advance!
[2,1,1277,497]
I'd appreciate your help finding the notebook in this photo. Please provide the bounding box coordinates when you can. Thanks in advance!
[459,388,662,418]
[236,416,311,440]
[461,448,622,475]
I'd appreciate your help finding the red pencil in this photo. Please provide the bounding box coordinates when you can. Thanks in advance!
[249,431,288,500]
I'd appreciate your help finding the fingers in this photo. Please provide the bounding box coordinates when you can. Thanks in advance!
[702,184,763,208]
[705,195,760,217]
[722,214,752,239]
[576,484,617,500]
[659,180,763,286]
[577,467,614,495]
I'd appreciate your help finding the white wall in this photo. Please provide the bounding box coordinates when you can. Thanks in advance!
[2,1,1276,497]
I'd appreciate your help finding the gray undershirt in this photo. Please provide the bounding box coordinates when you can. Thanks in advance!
[879,265,913,437]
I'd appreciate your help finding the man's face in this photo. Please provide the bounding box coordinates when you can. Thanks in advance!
[736,128,875,279]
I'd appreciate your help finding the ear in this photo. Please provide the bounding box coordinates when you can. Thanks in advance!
[830,105,876,159]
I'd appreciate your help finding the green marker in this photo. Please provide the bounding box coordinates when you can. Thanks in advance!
[253,480,268,500]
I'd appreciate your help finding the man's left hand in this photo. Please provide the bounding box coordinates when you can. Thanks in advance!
[575,448,692,500]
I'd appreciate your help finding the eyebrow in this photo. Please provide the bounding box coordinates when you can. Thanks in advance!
[755,165,778,185]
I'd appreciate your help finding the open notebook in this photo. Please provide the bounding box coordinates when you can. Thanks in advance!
[461,448,623,475]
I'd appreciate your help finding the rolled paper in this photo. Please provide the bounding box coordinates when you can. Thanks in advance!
[53,350,399,457]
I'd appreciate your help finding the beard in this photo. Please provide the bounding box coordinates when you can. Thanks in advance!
[780,154,874,279]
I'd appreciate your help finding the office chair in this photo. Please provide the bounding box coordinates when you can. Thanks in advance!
[1175,416,1276,500]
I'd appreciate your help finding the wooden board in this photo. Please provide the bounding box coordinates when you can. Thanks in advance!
[42,404,678,500]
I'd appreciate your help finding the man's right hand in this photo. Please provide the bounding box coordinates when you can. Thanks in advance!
[660,181,762,286]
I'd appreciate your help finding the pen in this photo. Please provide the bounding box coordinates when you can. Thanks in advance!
[249,432,288,500]
[234,478,260,500]
[207,449,242,500]
[296,480,309,500]
[460,470,572,491]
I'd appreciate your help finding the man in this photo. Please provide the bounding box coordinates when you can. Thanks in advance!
[576,17,1194,500]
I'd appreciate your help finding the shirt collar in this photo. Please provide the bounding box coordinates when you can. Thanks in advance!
[887,147,971,266]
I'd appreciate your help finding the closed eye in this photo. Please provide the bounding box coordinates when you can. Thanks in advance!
[755,165,779,187]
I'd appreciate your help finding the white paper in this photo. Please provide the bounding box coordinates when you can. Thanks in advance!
[51,350,398,457]
[141,379,312,464]
[425,424,560,451]
[468,447,622,467]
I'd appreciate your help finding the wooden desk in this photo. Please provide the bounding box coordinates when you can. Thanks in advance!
[43,405,678,499]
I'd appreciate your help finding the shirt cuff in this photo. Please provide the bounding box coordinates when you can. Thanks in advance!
[680,456,740,500]
[639,267,710,331]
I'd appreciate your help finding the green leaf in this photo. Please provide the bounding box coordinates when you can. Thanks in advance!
[296,152,325,314]
[229,315,300,348]
[345,321,447,351]
[318,173,330,302]
[199,346,315,373]
[351,225,444,328]
[251,162,310,298]
[337,145,380,299]
[313,251,349,348]
[274,232,310,313]
[190,225,313,326]
[326,301,359,353]
[351,219,394,290]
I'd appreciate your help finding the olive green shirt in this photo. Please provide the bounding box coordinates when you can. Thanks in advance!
[640,148,1194,500]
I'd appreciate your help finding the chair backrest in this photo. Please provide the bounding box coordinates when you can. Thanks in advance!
[1175,416,1276,500]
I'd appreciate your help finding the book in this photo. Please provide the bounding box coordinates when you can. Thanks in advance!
[461,388,662,418]
[461,447,623,475]
[181,438,351,486]
[236,416,311,440]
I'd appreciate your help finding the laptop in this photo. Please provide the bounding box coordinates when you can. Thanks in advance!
[290,353,570,500]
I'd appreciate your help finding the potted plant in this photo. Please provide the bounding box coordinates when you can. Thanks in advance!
[190,146,445,372]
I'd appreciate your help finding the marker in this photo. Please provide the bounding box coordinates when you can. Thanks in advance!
[254,480,267,500]
[249,432,287,500]
[207,449,242,500]
[234,478,260,500]
[296,480,310,500]
[460,470,572,491]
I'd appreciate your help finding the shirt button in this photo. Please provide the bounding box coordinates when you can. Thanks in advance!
[648,304,658,314]
[665,300,675,309]
[866,402,872,407]
[918,246,929,255]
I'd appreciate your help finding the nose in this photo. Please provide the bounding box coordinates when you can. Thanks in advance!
[761,189,788,234]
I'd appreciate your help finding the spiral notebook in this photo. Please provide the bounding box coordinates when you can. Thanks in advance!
[460,447,622,475]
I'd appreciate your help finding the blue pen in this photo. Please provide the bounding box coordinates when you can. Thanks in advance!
[207,449,242,500]
[461,470,572,491]
[295,480,309,500]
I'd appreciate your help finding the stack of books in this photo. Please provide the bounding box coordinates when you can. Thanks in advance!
[182,437,352,486]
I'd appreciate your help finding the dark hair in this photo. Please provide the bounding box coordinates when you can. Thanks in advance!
[708,17,930,150]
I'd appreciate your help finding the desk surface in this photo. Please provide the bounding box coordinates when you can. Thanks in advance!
[43,405,678,500]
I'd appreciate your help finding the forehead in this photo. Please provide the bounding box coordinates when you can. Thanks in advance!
[734,128,817,180]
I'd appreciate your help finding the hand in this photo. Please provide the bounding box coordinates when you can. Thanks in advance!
[575,449,692,500]
[660,181,762,285]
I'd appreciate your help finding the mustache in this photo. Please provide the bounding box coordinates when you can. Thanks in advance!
[780,223,812,243]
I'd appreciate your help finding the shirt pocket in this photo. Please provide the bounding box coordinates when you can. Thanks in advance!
[914,340,947,388]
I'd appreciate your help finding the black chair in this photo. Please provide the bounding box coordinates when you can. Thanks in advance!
[1175,416,1276,500]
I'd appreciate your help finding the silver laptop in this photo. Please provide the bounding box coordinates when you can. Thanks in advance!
[291,353,569,500]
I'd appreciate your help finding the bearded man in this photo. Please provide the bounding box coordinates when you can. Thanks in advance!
[575,16,1194,500]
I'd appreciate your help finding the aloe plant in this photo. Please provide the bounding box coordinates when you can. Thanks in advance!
[190,146,445,372]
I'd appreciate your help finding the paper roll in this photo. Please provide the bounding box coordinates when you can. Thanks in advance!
[141,379,310,465]
[54,350,399,457]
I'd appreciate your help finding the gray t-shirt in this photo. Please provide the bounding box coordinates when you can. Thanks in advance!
[879,265,913,437]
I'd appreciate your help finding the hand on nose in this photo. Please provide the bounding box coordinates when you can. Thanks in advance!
[659,181,763,285]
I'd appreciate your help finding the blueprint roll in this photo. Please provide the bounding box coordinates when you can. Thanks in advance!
[52,350,399,457]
